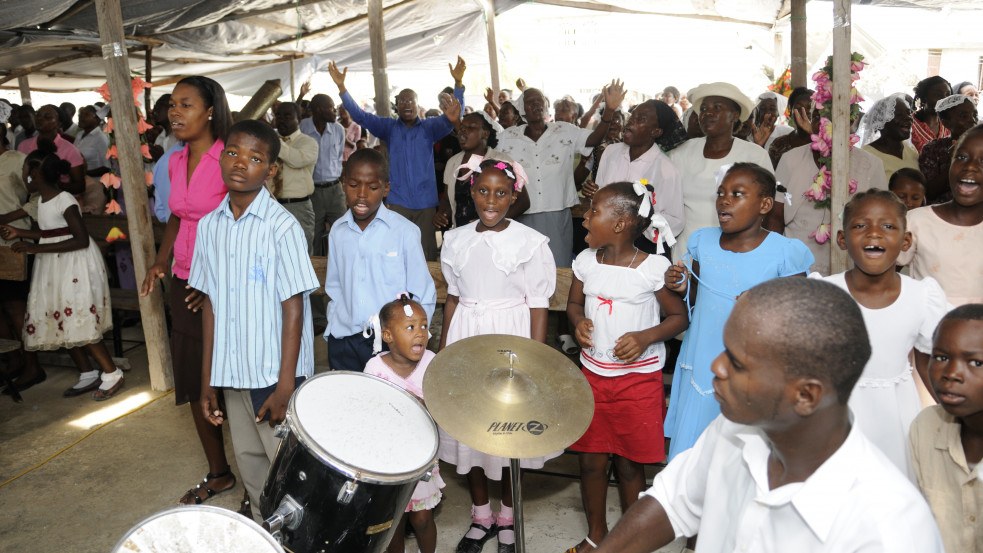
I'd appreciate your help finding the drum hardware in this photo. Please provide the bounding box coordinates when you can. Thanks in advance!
[263,494,304,540]
[336,478,358,504]
[425,335,593,553]
[274,423,289,438]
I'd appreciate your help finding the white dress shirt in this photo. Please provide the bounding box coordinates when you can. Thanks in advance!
[645,415,943,552]
[496,121,593,214]
[275,129,318,198]
[595,142,684,237]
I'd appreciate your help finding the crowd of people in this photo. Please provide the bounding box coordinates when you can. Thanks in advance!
[0,58,982,553]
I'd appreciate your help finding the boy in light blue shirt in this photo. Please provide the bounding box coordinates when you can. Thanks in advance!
[324,148,436,372]
[190,119,319,510]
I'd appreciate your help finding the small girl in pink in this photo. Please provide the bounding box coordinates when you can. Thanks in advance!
[437,157,556,553]
[364,295,444,553]
[899,124,983,306]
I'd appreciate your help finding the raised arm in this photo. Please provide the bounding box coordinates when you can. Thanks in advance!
[585,80,627,147]
[328,61,392,140]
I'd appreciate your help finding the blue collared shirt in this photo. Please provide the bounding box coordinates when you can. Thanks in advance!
[152,142,185,223]
[299,117,344,183]
[324,204,436,337]
[339,87,463,210]
[189,190,320,389]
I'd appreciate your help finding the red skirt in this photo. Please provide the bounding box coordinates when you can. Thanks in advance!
[570,367,666,463]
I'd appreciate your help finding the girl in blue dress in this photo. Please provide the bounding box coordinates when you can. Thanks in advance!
[664,162,813,460]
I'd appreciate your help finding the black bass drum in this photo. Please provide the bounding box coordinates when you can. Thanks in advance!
[260,371,438,553]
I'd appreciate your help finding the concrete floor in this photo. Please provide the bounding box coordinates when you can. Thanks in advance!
[0,324,684,553]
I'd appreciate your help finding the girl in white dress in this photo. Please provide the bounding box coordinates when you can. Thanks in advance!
[820,189,949,478]
[0,139,123,400]
[565,181,688,553]
[437,157,555,553]
[364,296,445,553]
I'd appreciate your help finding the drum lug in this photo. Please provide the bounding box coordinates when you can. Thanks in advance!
[421,462,437,482]
[263,494,304,540]
[336,480,358,504]
[273,423,289,439]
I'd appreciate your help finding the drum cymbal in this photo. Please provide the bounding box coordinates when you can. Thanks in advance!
[424,335,593,459]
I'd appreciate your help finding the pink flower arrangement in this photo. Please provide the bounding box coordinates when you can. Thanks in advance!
[100,172,122,189]
[105,199,123,215]
[805,52,867,243]
[809,223,832,244]
[105,118,114,134]
[145,172,154,186]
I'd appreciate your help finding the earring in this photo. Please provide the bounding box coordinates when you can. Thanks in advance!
[208,115,212,121]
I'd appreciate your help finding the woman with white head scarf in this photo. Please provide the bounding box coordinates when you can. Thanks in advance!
[860,93,920,182]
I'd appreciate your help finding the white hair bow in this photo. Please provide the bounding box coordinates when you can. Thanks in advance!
[633,180,676,254]
[363,313,383,354]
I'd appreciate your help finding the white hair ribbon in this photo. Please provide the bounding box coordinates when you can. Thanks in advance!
[457,156,529,192]
[363,313,383,354]
[714,163,735,189]
[633,180,676,254]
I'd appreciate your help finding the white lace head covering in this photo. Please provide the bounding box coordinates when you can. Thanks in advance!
[475,108,504,134]
[935,94,974,115]
[0,101,11,125]
[859,93,910,146]
[757,92,788,122]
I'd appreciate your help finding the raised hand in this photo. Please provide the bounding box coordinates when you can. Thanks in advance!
[751,112,777,147]
[449,56,467,86]
[515,78,526,91]
[440,92,462,124]
[602,79,627,112]
[298,78,312,100]
[327,61,347,93]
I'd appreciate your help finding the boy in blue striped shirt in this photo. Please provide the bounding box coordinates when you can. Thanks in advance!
[189,119,320,512]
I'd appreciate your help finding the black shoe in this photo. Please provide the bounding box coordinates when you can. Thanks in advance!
[456,522,497,553]
[3,370,46,395]
[497,524,515,553]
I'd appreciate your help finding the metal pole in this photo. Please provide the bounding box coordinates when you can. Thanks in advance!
[484,0,501,94]
[790,0,807,88]
[829,0,852,274]
[510,458,525,553]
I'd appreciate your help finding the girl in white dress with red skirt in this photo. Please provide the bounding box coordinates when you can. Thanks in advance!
[565,181,688,553]
[0,139,123,400]
[437,157,555,553]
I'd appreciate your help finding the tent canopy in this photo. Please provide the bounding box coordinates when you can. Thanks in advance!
[1,0,979,96]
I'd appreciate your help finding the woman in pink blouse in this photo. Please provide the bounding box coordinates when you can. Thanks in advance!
[139,76,237,506]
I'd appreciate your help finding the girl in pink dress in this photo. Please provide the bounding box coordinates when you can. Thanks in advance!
[437,158,555,553]
[364,296,445,553]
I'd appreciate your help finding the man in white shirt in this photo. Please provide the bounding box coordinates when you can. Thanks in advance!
[299,94,345,256]
[274,101,318,252]
[496,82,625,269]
[592,278,944,553]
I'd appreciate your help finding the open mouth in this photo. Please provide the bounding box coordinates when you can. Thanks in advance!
[955,178,980,196]
[717,211,733,222]
[410,343,424,355]
[352,202,370,216]
[862,244,885,257]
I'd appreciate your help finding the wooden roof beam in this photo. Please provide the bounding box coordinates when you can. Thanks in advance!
[531,0,774,28]
[255,0,416,52]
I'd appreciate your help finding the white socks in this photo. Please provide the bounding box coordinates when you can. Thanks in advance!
[72,370,100,390]
[98,369,123,391]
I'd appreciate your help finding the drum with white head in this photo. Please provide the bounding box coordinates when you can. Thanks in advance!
[261,371,438,553]
[112,505,284,553]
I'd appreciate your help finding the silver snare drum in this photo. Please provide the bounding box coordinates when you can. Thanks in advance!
[112,505,284,553]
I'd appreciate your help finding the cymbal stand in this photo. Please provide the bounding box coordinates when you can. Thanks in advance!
[509,458,525,553]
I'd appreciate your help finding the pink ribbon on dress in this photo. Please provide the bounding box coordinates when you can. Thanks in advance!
[597,297,613,315]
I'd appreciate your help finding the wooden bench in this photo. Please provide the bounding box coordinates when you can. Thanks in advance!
[310,257,574,311]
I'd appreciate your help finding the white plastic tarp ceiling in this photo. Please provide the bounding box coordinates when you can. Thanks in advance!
[1,0,979,97]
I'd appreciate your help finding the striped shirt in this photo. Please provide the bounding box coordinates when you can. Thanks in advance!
[189,190,320,389]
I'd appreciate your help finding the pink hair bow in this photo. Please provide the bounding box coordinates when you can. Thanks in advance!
[456,156,529,192]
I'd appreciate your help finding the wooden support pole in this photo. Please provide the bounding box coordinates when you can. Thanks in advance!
[483,0,501,95]
[367,0,391,119]
[829,0,852,274]
[289,57,296,100]
[790,0,807,88]
[17,76,31,105]
[144,47,153,108]
[94,0,174,391]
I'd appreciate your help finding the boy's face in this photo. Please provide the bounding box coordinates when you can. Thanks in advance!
[382,303,429,364]
[891,179,925,212]
[344,160,389,230]
[929,318,983,420]
[220,131,278,195]
[711,300,796,428]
